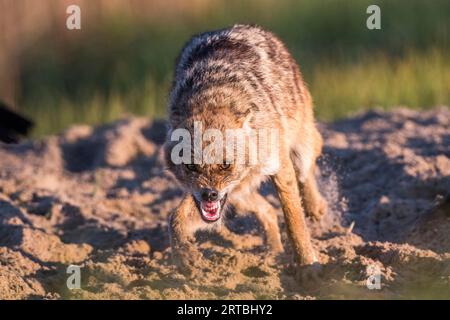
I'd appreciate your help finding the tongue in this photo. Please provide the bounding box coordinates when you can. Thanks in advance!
[201,200,220,220]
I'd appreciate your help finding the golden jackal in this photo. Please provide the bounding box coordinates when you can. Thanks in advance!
[165,25,327,274]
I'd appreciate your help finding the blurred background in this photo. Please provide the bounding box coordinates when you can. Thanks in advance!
[0,0,449,137]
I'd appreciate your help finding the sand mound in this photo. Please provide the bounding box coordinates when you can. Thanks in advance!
[0,108,449,299]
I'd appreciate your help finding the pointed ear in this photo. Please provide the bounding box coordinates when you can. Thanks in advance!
[240,103,258,129]
[242,111,252,130]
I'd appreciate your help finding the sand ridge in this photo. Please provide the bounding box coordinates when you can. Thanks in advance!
[0,108,449,299]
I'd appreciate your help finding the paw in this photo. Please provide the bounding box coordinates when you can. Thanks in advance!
[295,262,323,284]
[172,246,203,277]
[267,239,284,255]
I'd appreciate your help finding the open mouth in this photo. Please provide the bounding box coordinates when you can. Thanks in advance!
[198,195,227,223]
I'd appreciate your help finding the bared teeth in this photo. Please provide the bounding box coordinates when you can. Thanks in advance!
[202,201,219,209]
[201,200,221,221]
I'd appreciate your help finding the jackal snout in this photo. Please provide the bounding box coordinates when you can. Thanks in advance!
[164,153,248,223]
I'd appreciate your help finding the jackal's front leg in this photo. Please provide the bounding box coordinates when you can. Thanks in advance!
[168,195,203,276]
[271,154,317,266]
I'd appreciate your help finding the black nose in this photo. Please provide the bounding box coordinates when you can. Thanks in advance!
[201,188,219,201]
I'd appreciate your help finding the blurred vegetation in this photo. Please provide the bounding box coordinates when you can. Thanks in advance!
[3,0,449,136]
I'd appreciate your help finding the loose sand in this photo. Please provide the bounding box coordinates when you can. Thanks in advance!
[0,108,449,299]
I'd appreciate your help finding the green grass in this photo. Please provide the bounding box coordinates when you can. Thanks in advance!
[311,48,450,120]
[13,0,450,136]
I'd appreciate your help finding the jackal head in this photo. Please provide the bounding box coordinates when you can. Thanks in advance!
[164,106,262,223]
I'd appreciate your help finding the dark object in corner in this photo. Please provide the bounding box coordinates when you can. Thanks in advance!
[0,101,34,143]
[438,193,450,217]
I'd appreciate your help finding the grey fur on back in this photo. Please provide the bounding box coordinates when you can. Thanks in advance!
[168,24,310,128]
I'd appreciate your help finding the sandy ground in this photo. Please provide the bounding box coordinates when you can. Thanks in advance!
[0,107,449,300]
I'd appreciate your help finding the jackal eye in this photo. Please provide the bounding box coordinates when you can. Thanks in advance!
[185,164,198,172]
[220,163,231,170]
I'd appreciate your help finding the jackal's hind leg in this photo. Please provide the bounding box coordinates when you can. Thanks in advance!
[291,136,328,221]
[299,166,328,221]
[231,193,284,254]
